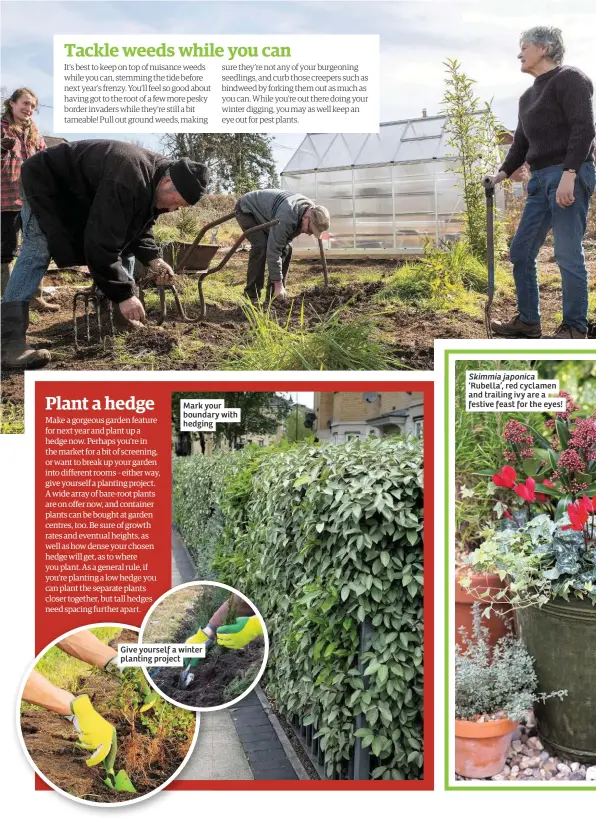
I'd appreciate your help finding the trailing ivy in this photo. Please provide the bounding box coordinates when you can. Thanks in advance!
[173,437,424,780]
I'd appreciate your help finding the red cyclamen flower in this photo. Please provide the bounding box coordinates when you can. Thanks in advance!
[492,465,517,488]
[535,479,554,503]
[514,477,536,503]
[579,494,596,515]
[566,501,590,531]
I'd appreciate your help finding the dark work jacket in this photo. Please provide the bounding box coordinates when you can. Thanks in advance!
[20,140,171,302]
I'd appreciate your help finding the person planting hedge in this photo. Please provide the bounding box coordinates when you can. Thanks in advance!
[22,629,158,767]
[487,26,595,340]
[185,594,263,649]
[1,139,210,369]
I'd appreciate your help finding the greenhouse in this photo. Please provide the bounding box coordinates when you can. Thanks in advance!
[281,113,503,257]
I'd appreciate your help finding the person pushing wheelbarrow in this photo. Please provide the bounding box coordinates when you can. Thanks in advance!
[235,189,330,301]
[486,25,595,340]
[1,139,210,369]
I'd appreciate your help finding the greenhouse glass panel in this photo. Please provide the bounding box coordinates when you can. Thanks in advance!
[281,114,501,255]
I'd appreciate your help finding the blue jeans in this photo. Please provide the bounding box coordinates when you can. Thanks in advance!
[509,161,595,332]
[2,192,135,304]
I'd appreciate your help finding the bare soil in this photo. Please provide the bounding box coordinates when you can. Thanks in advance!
[20,629,195,803]
[149,606,264,708]
[2,250,595,418]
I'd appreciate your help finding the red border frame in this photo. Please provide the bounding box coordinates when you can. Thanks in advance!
[34,379,434,792]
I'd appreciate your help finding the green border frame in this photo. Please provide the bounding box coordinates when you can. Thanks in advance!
[444,346,596,791]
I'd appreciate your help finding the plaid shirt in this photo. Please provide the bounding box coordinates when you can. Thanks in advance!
[1,119,46,211]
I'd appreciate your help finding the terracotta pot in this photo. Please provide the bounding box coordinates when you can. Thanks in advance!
[455,717,518,778]
[455,569,515,649]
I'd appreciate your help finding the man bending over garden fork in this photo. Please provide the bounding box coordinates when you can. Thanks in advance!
[1,139,210,369]
[235,188,330,301]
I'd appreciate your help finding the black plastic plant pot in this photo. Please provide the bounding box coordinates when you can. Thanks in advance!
[517,596,596,763]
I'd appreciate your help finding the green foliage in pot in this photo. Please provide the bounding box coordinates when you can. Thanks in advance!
[456,604,566,722]
[173,437,424,780]
[465,514,596,609]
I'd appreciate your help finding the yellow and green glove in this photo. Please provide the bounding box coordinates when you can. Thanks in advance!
[185,626,215,647]
[104,657,159,712]
[216,616,264,649]
[69,694,116,767]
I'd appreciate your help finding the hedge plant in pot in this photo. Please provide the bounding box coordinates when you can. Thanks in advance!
[455,604,566,779]
[466,394,596,762]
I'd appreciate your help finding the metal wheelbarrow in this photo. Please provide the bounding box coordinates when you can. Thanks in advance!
[138,212,280,324]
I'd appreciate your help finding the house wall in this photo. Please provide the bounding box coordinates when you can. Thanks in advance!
[314,391,424,441]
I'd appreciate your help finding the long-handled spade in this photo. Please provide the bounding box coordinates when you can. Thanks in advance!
[483,176,496,339]
[102,729,136,793]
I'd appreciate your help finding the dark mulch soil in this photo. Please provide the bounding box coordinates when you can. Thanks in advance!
[20,629,195,803]
[149,609,264,708]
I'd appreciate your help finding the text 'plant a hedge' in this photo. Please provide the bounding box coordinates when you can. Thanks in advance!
[172,436,424,780]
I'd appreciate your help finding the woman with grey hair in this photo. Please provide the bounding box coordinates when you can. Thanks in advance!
[488,26,595,339]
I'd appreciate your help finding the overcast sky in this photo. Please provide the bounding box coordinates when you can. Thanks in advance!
[278,392,314,409]
[2,0,594,173]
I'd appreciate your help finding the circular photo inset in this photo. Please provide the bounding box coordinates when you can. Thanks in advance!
[140,581,268,711]
[18,624,198,805]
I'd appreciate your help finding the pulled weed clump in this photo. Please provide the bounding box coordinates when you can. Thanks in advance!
[226,298,396,371]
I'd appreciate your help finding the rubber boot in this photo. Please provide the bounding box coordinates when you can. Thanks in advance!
[30,277,60,312]
[1,301,51,369]
[1,262,11,296]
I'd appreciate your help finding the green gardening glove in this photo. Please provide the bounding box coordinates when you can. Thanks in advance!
[69,695,116,767]
[216,616,264,649]
[104,657,159,712]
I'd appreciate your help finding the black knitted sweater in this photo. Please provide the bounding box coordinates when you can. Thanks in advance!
[501,65,595,176]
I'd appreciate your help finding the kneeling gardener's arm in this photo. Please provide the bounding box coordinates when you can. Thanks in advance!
[83,180,149,305]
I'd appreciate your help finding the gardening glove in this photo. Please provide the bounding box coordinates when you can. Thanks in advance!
[67,695,116,767]
[183,624,215,663]
[104,657,160,712]
[185,625,215,647]
[216,616,263,649]
[147,257,176,287]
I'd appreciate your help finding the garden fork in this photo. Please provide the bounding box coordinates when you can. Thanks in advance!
[72,283,114,351]
[483,176,495,339]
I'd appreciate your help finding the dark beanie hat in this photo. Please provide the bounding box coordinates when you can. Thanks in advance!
[169,158,210,205]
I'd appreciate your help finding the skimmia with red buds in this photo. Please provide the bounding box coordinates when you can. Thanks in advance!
[478,393,596,523]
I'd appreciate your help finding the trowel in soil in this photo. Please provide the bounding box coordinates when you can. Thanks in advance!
[178,658,199,689]
[483,176,496,339]
[178,631,214,689]
[102,728,136,793]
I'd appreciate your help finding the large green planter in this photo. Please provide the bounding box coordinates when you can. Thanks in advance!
[517,597,596,763]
